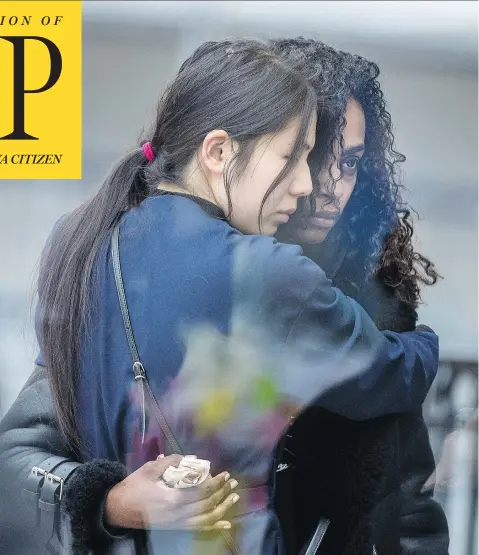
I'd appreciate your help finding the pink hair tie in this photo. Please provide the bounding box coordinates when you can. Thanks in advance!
[142,141,155,162]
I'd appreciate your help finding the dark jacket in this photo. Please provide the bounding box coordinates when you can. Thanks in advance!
[274,267,449,555]
[0,365,81,555]
[1,194,440,554]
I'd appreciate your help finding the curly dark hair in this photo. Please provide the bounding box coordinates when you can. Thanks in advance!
[270,38,440,308]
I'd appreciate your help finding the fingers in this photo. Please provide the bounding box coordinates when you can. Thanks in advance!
[200,520,233,531]
[183,492,240,528]
[177,478,238,519]
[178,471,231,502]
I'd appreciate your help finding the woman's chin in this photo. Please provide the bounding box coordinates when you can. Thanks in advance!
[290,227,329,245]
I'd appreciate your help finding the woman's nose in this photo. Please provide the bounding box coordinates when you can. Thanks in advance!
[290,164,313,198]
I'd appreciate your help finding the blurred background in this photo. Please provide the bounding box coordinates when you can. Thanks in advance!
[0,1,477,553]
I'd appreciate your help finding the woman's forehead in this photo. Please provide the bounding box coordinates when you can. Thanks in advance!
[343,98,366,147]
[320,100,366,158]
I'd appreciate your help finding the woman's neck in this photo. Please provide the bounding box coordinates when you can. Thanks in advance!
[156,182,219,208]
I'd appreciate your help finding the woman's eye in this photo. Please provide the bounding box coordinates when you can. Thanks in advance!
[341,156,360,172]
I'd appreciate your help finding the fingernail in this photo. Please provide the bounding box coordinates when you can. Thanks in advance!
[232,494,240,503]
[224,473,230,482]
[230,479,238,489]
[223,523,232,529]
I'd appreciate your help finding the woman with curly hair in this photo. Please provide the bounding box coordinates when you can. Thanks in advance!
[270,37,448,555]
[0,38,445,555]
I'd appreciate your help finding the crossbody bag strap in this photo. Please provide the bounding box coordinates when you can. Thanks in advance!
[111,225,141,365]
[111,224,149,445]
[112,223,183,454]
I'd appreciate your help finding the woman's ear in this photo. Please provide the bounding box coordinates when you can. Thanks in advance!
[200,130,234,176]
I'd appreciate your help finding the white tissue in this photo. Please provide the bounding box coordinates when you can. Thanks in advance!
[161,455,211,489]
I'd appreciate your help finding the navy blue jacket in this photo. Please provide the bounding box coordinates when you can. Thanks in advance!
[36,193,439,555]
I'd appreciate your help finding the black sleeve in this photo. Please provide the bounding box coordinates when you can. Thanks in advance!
[348,277,449,554]
[396,411,449,555]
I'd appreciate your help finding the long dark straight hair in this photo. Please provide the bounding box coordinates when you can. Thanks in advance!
[37,38,317,455]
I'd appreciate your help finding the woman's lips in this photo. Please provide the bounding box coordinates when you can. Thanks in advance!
[309,213,337,229]
[275,212,291,223]
[276,209,296,223]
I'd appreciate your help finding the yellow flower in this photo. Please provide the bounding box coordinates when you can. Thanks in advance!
[196,388,236,433]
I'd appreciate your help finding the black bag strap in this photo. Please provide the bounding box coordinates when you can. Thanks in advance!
[111,224,149,445]
[111,224,183,456]
[111,224,141,366]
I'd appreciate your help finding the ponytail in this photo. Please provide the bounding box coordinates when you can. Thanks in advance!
[38,144,151,454]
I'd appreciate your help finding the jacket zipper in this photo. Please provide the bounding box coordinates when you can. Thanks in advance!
[303,519,330,555]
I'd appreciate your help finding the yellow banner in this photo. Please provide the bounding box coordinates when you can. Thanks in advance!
[0,1,82,179]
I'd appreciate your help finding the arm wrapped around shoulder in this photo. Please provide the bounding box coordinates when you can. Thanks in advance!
[229,236,439,421]
[279,266,439,419]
